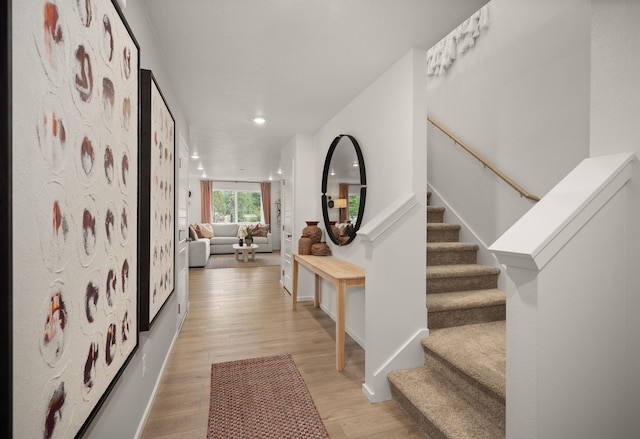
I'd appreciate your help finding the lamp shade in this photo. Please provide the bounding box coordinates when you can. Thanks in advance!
[333,198,347,208]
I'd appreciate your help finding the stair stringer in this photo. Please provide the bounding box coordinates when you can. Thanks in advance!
[362,328,429,403]
[427,183,506,291]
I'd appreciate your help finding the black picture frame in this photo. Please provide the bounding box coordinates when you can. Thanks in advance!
[1,1,13,438]
[9,0,140,437]
[139,69,176,331]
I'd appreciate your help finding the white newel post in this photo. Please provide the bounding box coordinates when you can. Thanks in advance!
[490,153,635,438]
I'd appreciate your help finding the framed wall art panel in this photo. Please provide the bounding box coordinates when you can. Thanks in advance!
[11,0,140,437]
[2,1,13,439]
[139,69,175,331]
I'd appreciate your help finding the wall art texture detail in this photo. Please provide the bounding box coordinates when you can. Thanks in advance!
[12,0,139,437]
[426,4,489,76]
[139,69,175,330]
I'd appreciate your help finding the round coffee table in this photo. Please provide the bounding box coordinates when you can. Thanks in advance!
[232,243,258,262]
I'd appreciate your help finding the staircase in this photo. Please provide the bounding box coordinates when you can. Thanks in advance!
[388,192,506,438]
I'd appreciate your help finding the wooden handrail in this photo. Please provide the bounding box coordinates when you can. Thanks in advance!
[428,116,541,202]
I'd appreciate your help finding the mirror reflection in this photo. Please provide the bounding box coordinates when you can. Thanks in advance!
[321,135,366,245]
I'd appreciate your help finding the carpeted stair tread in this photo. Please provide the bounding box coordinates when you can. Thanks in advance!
[427,265,500,294]
[427,242,478,265]
[427,289,506,329]
[427,223,460,243]
[427,223,460,230]
[427,289,505,312]
[427,242,479,252]
[427,206,445,223]
[427,264,500,278]
[422,321,506,401]
[388,366,505,439]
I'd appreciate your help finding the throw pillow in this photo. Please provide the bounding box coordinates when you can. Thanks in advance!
[194,224,204,239]
[199,223,214,238]
[252,224,269,237]
[188,225,198,240]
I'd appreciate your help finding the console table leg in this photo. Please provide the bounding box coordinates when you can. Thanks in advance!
[336,281,345,371]
[314,274,320,308]
[292,259,299,310]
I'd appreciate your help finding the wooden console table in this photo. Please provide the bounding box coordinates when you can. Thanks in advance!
[292,252,365,371]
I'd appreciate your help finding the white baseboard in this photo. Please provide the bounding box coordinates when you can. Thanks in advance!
[134,331,179,439]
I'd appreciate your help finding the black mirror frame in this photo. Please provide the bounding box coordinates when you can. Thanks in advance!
[321,134,367,246]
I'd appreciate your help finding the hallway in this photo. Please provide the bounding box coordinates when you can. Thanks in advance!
[140,266,422,438]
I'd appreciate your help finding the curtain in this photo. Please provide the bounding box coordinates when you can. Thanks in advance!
[260,182,271,231]
[200,180,213,223]
[339,183,349,223]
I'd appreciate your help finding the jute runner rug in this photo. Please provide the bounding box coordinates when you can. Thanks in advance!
[207,353,330,439]
[205,251,281,269]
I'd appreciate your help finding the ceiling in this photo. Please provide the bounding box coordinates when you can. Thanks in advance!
[141,0,488,182]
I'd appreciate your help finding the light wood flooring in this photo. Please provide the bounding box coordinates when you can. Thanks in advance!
[139,265,422,438]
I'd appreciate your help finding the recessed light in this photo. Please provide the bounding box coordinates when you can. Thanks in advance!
[201,172,207,178]
[191,152,199,159]
[253,117,266,125]
[268,175,273,181]
[197,163,203,170]
[277,168,282,174]
[352,160,359,167]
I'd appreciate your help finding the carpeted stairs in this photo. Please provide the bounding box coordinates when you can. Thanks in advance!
[387,192,506,438]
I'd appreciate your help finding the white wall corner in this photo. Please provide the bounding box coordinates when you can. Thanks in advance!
[357,193,419,243]
[362,328,429,403]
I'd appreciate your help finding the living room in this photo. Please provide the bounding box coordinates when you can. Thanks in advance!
[187,180,281,268]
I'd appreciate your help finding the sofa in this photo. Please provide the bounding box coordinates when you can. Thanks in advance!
[188,223,272,267]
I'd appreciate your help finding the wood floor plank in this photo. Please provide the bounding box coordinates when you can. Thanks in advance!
[139,265,420,438]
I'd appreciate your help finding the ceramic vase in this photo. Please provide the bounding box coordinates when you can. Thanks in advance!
[311,242,331,256]
[302,221,322,244]
[298,237,312,255]
[329,221,340,240]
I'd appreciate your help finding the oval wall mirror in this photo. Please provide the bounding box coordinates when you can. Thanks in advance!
[321,134,366,246]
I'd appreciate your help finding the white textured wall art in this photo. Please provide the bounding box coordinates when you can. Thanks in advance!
[427,4,489,76]
[12,0,140,437]
[139,69,175,330]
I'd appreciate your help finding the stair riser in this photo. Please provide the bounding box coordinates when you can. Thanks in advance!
[427,209,444,223]
[427,228,459,242]
[428,305,506,330]
[427,274,498,294]
[427,249,477,266]
[423,352,505,429]
[389,382,448,439]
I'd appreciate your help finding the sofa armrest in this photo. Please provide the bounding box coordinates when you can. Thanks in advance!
[188,239,210,267]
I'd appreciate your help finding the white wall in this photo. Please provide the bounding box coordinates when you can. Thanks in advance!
[308,49,428,401]
[590,0,640,431]
[83,0,189,437]
[427,0,591,247]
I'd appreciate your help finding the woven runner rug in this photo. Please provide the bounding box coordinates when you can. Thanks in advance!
[205,250,281,269]
[207,353,330,439]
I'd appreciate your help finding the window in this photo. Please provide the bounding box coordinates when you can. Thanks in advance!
[212,190,262,224]
[348,194,360,222]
